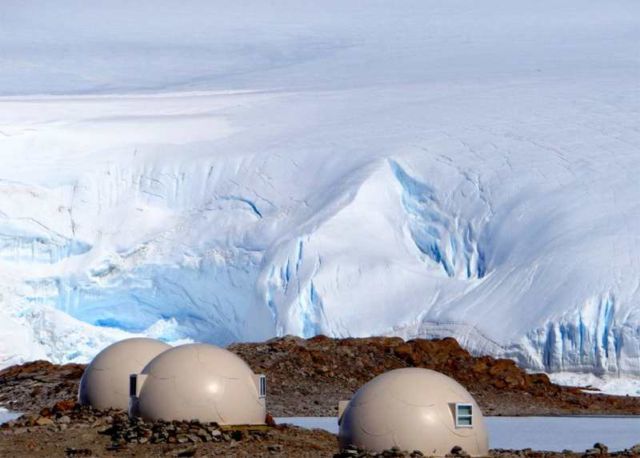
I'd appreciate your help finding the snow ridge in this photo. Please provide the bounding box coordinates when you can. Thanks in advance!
[391,160,487,280]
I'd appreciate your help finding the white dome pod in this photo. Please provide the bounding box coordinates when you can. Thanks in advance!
[78,338,171,410]
[338,368,489,456]
[129,343,266,425]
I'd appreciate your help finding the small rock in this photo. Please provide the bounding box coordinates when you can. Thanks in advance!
[187,433,200,443]
[106,442,127,452]
[265,413,277,427]
[593,442,608,454]
[450,446,470,457]
[35,417,54,426]
[196,429,212,442]
[57,415,71,424]
[53,399,77,413]
[268,444,283,453]
[173,446,197,457]
[64,448,92,457]
[24,414,38,426]
[177,434,190,444]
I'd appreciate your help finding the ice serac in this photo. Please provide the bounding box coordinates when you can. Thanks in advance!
[1,0,640,386]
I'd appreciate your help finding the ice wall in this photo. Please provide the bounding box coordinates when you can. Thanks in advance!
[1,0,639,381]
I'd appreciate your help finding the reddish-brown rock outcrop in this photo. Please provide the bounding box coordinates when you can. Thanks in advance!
[2,336,639,417]
[229,335,640,416]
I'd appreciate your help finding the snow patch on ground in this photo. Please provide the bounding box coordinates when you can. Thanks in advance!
[0,408,21,425]
[550,373,640,397]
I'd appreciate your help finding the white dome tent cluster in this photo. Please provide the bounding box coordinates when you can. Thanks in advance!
[78,338,267,425]
[80,339,490,455]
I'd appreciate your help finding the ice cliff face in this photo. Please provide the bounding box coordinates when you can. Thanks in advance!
[1,0,639,382]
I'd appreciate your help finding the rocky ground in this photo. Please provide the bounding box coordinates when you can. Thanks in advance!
[1,335,640,457]
[0,360,85,414]
[229,335,640,416]
[2,400,640,457]
[0,400,337,457]
[1,402,639,457]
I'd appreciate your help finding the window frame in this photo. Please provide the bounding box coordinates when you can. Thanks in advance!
[455,403,473,428]
[259,374,267,398]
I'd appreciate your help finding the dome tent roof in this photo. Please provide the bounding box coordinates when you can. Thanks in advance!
[78,337,171,410]
[339,368,489,456]
[131,343,266,425]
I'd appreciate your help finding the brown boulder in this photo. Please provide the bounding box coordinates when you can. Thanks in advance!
[393,343,415,362]
[53,399,78,413]
[35,416,54,426]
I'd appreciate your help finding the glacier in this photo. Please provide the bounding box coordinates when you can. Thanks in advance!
[1,0,640,388]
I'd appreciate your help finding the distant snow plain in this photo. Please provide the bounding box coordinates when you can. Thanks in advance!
[1,1,640,394]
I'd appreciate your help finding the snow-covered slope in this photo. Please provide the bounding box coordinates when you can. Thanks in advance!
[1,1,640,384]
